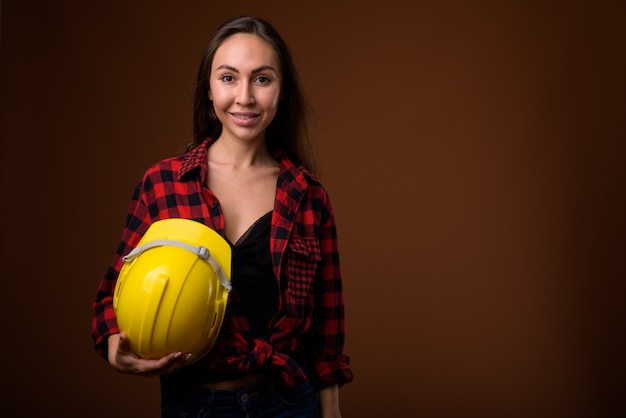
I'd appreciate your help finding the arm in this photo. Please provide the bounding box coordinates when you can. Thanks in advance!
[91,181,150,360]
[309,186,353,411]
[93,177,178,370]
[319,384,342,418]
[93,180,188,375]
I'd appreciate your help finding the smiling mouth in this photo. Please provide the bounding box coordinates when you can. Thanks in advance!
[230,112,258,119]
[229,112,259,126]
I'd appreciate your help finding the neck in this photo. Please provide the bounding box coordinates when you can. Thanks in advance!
[209,135,274,169]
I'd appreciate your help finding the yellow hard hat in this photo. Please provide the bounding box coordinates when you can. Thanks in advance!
[113,218,231,363]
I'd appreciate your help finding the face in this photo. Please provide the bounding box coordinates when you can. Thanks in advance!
[209,33,282,144]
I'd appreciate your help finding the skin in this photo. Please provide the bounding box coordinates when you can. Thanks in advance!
[207,33,282,244]
[107,332,190,376]
[108,32,342,417]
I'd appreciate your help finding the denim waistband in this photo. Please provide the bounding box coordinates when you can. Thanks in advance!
[162,378,273,409]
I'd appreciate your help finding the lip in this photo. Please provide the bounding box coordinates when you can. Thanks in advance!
[229,111,260,126]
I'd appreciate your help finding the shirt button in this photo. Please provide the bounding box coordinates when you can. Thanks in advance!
[240,393,249,402]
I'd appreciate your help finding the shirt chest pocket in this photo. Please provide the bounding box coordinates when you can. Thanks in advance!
[286,236,321,301]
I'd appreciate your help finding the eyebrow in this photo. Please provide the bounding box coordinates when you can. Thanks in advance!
[215,64,278,73]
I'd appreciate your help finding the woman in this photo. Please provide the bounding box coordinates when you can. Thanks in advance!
[91,15,353,417]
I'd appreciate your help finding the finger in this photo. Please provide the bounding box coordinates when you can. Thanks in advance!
[159,352,192,375]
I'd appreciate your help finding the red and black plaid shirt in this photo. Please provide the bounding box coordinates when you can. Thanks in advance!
[91,138,353,389]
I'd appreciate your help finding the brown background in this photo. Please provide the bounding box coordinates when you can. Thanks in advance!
[1,0,625,417]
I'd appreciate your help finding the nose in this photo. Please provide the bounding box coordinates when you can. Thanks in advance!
[236,81,254,105]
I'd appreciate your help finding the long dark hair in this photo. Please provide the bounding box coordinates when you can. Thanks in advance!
[188,16,318,174]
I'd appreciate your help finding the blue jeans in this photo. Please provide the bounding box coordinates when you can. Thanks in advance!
[161,378,320,418]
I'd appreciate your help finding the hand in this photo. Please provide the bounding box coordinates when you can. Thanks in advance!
[107,332,191,377]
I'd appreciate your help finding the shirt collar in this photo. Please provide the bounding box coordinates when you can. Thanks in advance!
[178,138,308,193]
[178,138,212,181]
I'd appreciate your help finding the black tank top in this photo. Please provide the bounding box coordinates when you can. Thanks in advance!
[230,210,278,337]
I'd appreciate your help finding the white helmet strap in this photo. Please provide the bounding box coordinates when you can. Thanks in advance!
[122,239,232,292]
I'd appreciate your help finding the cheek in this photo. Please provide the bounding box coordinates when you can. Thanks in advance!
[272,94,281,107]
[208,80,227,105]
[265,90,282,113]
[209,88,228,110]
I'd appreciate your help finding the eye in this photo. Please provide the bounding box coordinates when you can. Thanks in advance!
[255,75,271,84]
[220,74,234,83]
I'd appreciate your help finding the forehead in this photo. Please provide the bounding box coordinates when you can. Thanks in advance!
[212,33,279,69]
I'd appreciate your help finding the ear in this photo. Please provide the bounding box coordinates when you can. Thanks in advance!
[208,90,213,101]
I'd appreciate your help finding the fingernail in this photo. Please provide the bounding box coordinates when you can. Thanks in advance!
[184,353,193,361]
[174,352,183,359]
